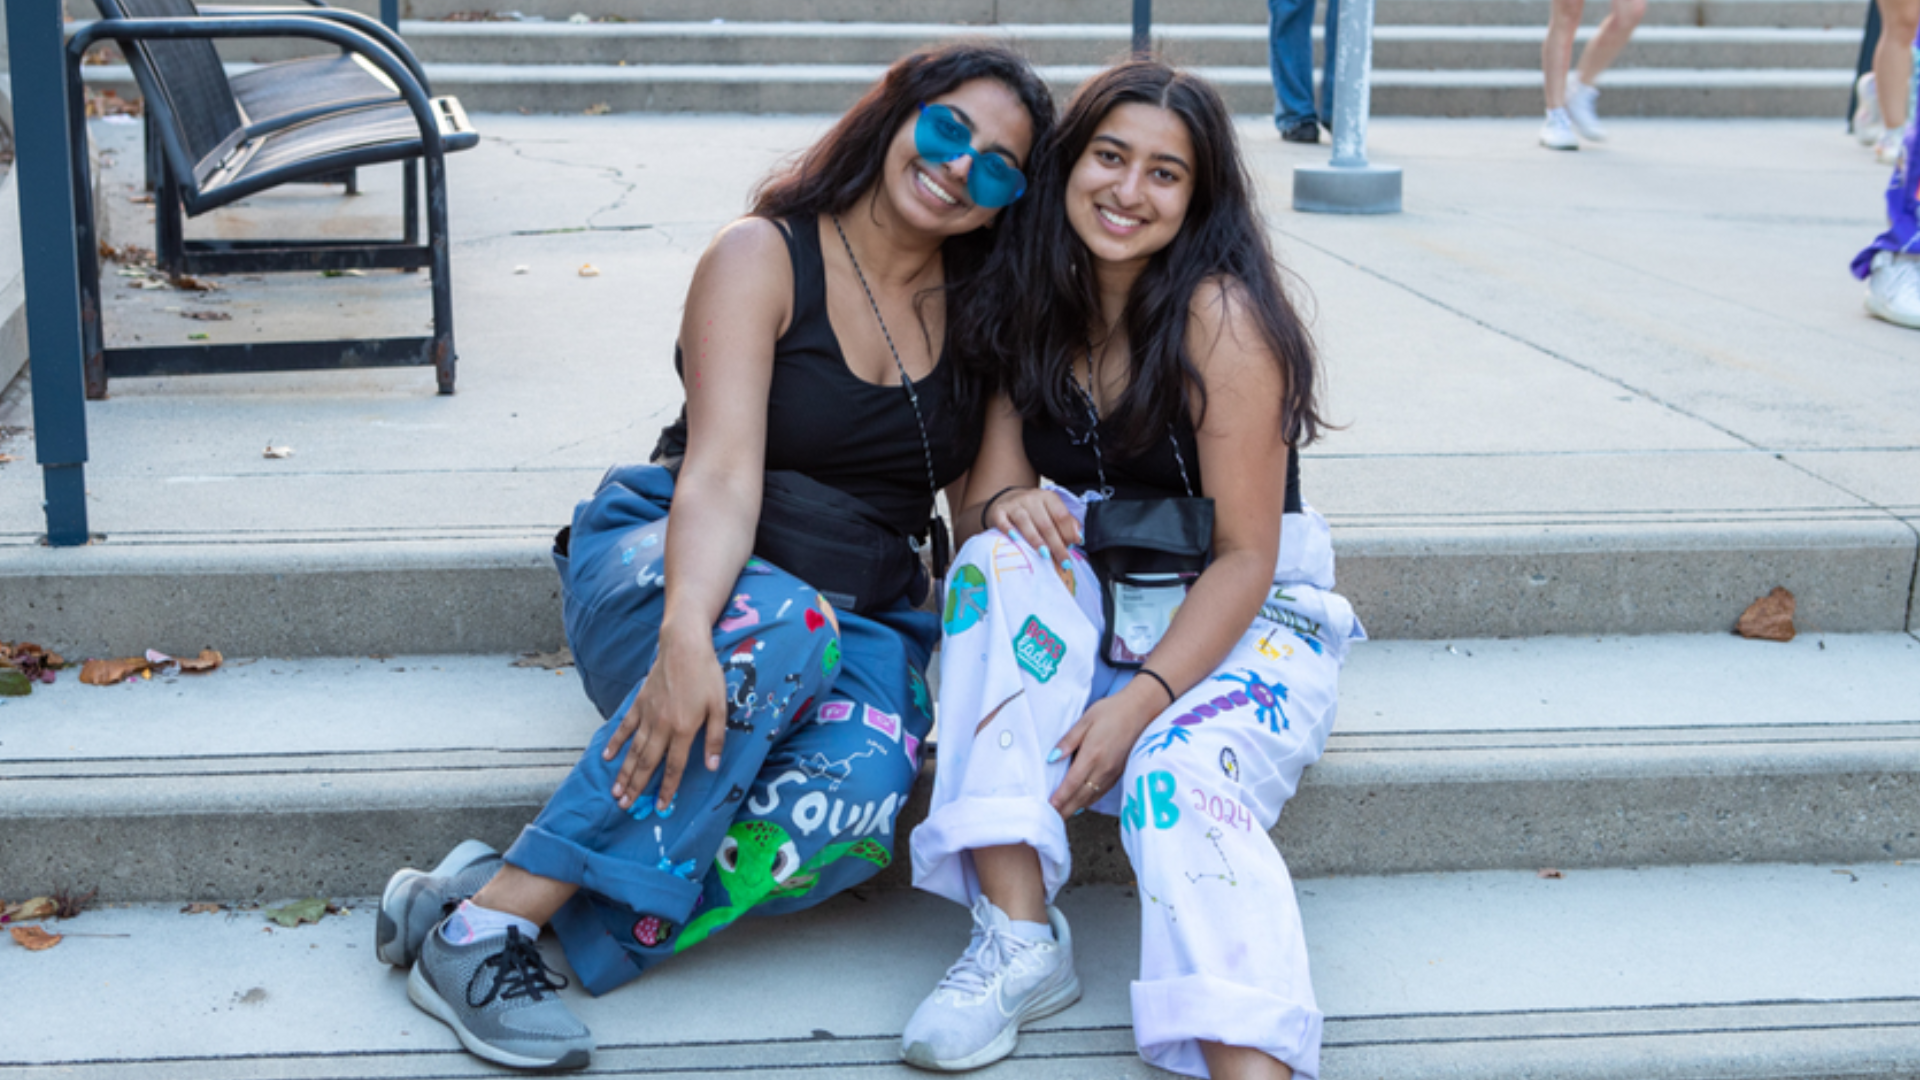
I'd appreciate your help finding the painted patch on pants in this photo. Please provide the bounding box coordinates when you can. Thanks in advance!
[1013,615,1066,683]
[863,705,902,742]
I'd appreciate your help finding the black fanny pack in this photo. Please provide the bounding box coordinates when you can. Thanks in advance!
[1082,496,1214,668]
[754,469,930,615]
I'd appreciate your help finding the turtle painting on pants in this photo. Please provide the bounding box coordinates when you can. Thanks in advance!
[673,819,890,952]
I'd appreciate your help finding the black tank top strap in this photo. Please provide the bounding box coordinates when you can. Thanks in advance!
[775,215,834,357]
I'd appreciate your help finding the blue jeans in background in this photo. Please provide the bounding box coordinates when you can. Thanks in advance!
[1269,0,1341,130]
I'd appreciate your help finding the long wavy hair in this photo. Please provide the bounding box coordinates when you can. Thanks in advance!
[751,43,1056,414]
[1004,59,1324,456]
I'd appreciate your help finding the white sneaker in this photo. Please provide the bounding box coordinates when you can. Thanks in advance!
[1866,250,1920,330]
[1874,128,1907,167]
[900,898,1082,1071]
[1565,73,1607,141]
[1539,108,1579,151]
[1854,72,1885,145]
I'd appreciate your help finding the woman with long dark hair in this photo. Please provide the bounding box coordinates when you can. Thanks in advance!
[904,60,1362,1079]
[369,44,1053,1072]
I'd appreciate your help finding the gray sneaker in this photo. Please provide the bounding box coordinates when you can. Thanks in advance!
[901,898,1081,1071]
[377,839,503,968]
[409,925,594,1070]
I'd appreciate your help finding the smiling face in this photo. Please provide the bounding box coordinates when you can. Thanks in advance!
[1064,102,1197,277]
[880,77,1035,236]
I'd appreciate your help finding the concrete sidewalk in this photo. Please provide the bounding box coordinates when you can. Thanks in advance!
[2,116,1915,651]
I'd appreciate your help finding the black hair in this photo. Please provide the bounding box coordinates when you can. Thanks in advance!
[1004,58,1325,456]
[751,43,1057,417]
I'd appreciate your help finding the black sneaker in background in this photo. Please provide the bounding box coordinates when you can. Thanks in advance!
[1281,119,1322,144]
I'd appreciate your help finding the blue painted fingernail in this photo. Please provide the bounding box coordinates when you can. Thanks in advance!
[1073,808,1086,817]
[1046,748,1062,764]
[626,800,652,822]
[1039,545,1051,563]
[657,798,675,818]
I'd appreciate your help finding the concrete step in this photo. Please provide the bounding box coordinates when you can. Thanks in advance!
[3,864,1915,1077]
[163,22,1864,71]
[4,633,1914,903]
[79,57,1867,118]
[141,0,1865,28]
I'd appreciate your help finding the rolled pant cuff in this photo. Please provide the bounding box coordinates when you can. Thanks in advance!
[911,795,1072,906]
[506,822,705,926]
[1130,973,1322,1080]
[548,891,643,996]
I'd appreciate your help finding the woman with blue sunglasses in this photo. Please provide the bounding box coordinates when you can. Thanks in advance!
[375,43,1053,1072]
[905,61,1361,1080]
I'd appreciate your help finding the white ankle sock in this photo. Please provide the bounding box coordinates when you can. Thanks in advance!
[1009,918,1055,943]
[441,898,540,945]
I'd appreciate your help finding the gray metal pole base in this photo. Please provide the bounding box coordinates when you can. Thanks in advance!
[1293,163,1403,215]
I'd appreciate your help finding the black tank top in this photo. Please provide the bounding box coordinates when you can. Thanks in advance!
[1023,407,1303,513]
[653,215,982,535]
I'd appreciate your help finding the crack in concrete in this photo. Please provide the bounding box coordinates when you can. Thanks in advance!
[473,133,643,240]
[1281,227,1920,633]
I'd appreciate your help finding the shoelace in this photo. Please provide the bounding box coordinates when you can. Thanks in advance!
[934,910,1041,1000]
[467,927,570,1008]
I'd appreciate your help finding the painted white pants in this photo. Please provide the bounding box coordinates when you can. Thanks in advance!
[912,492,1364,1080]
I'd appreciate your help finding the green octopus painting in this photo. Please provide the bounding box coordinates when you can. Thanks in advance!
[673,819,890,952]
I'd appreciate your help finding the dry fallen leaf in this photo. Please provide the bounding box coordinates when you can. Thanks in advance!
[182,902,227,915]
[1735,586,1795,642]
[1,896,57,922]
[512,646,574,670]
[169,274,218,292]
[578,263,601,277]
[1537,868,1564,879]
[0,454,14,464]
[178,648,223,673]
[10,926,62,951]
[263,444,294,459]
[583,102,612,116]
[52,887,97,919]
[81,657,154,685]
[182,310,232,322]
[266,898,332,927]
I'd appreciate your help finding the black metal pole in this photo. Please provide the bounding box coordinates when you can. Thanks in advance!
[1132,0,1151,55]
[8,1,92,545]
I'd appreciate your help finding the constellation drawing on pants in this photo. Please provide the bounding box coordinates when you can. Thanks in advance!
[1184,827,1238,887]
[1144,886,1177,924]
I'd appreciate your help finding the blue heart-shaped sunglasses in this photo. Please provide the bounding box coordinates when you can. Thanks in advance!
[915,103,1027,209]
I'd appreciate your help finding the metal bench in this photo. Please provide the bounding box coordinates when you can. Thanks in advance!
[66,0,478,397]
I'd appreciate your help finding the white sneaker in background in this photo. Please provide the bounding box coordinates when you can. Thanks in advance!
[1564,73,1608,141]
[1539,108,1579,151]
[900,898,1082,1071]
[1874,127,1907,167]
[1854,72,1885,145]
[1866,250,1920,330]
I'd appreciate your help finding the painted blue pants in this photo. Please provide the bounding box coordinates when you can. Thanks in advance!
[506,464,937,995]
[1269,0,1340,129]
[1852,29,1920,276]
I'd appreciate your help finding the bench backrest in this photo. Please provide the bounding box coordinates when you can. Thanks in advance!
[92,0,244,174]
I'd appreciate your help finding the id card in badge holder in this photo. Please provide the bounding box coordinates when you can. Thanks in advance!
[1107,573,1190,665]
